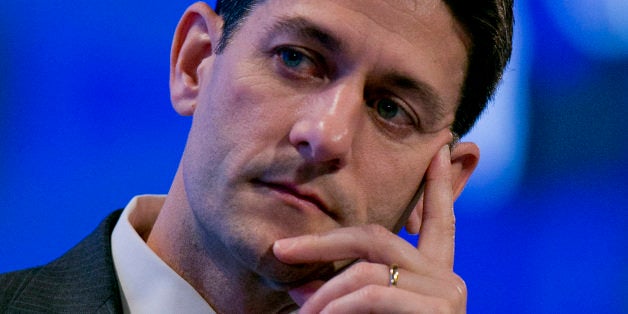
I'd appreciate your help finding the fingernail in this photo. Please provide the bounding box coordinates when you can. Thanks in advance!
[273,238,297,253]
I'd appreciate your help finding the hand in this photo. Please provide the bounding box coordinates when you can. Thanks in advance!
[273,145,467,313]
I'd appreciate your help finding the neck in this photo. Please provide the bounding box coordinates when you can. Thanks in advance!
[146,167,298,313]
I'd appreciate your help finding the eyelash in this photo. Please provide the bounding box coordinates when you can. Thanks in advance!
[273,46,326,80]
[367,96,419,130]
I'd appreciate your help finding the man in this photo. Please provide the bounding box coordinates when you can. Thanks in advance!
[1,0,513,312]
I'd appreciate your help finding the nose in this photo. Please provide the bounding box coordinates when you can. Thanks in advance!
[289,82,363,168]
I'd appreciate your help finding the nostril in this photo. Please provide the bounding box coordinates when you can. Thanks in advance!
[295,141,309,152]
[293,140,344,171]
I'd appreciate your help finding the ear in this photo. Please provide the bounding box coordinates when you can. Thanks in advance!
[404,142,479,234]
[449,142,480,200]
[170,2,222,116]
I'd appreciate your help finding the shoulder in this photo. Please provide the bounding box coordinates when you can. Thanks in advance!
[0,210,124,313]
[0,267,40,309]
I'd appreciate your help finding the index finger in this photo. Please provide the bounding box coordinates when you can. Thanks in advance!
[417,145,455,270]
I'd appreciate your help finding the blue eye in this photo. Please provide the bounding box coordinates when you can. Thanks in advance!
[280,48,305,68]
[369,97,416,129]
[375,98,400,120]
[274,46,324,79]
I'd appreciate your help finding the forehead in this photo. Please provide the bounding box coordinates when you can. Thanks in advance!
[233,0,468,117]
[250,0,464,45]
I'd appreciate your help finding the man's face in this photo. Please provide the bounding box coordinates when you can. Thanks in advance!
[179,0,468,285]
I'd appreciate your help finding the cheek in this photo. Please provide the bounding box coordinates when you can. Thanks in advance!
[206,61,305,140]
[181,59,305,186]
[360,150,430,229]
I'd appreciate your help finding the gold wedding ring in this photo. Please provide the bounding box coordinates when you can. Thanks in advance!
[388,264,399,287]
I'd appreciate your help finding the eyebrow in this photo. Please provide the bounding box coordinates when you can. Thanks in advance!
[263,16,344,53]
[382,72,448,127]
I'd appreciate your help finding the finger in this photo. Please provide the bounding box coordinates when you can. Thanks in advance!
[298,262,455,314]
[316,285,456,314]
[417,145,456,269]
[273,224,423,272]
[404,192,424,235]
[288,280,325,307]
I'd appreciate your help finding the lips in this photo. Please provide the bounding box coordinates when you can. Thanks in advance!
[251,179,334,218]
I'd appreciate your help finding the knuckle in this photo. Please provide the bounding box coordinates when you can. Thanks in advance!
[363,224,391,239]
[453,274,467,296]
[444,273,468,308]
[323,285,385,314]
[358,284,384,302]
[346,261,374,280]
[447,214,456,233]
[439,216,456,241]
[361,225,396,260]
[432,299,455,314]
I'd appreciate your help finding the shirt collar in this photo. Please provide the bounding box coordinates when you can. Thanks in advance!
[111,195,215,314]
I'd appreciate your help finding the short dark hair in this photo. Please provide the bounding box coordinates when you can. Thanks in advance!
[445,1,514,136]
[214,0,266,53]
[214,0,514,137]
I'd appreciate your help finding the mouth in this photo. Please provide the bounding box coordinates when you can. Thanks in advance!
[251,179,336,219]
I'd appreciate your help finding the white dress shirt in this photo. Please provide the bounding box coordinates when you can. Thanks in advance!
[111,195,215,314]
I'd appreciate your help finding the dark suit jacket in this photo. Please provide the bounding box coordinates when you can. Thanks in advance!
[0,210,124,313]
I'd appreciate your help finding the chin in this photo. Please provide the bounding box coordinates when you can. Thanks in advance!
[255,249,335,291]
[226,219,335,290]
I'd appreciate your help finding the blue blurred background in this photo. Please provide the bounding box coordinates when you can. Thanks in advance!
[1,0,626,312]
